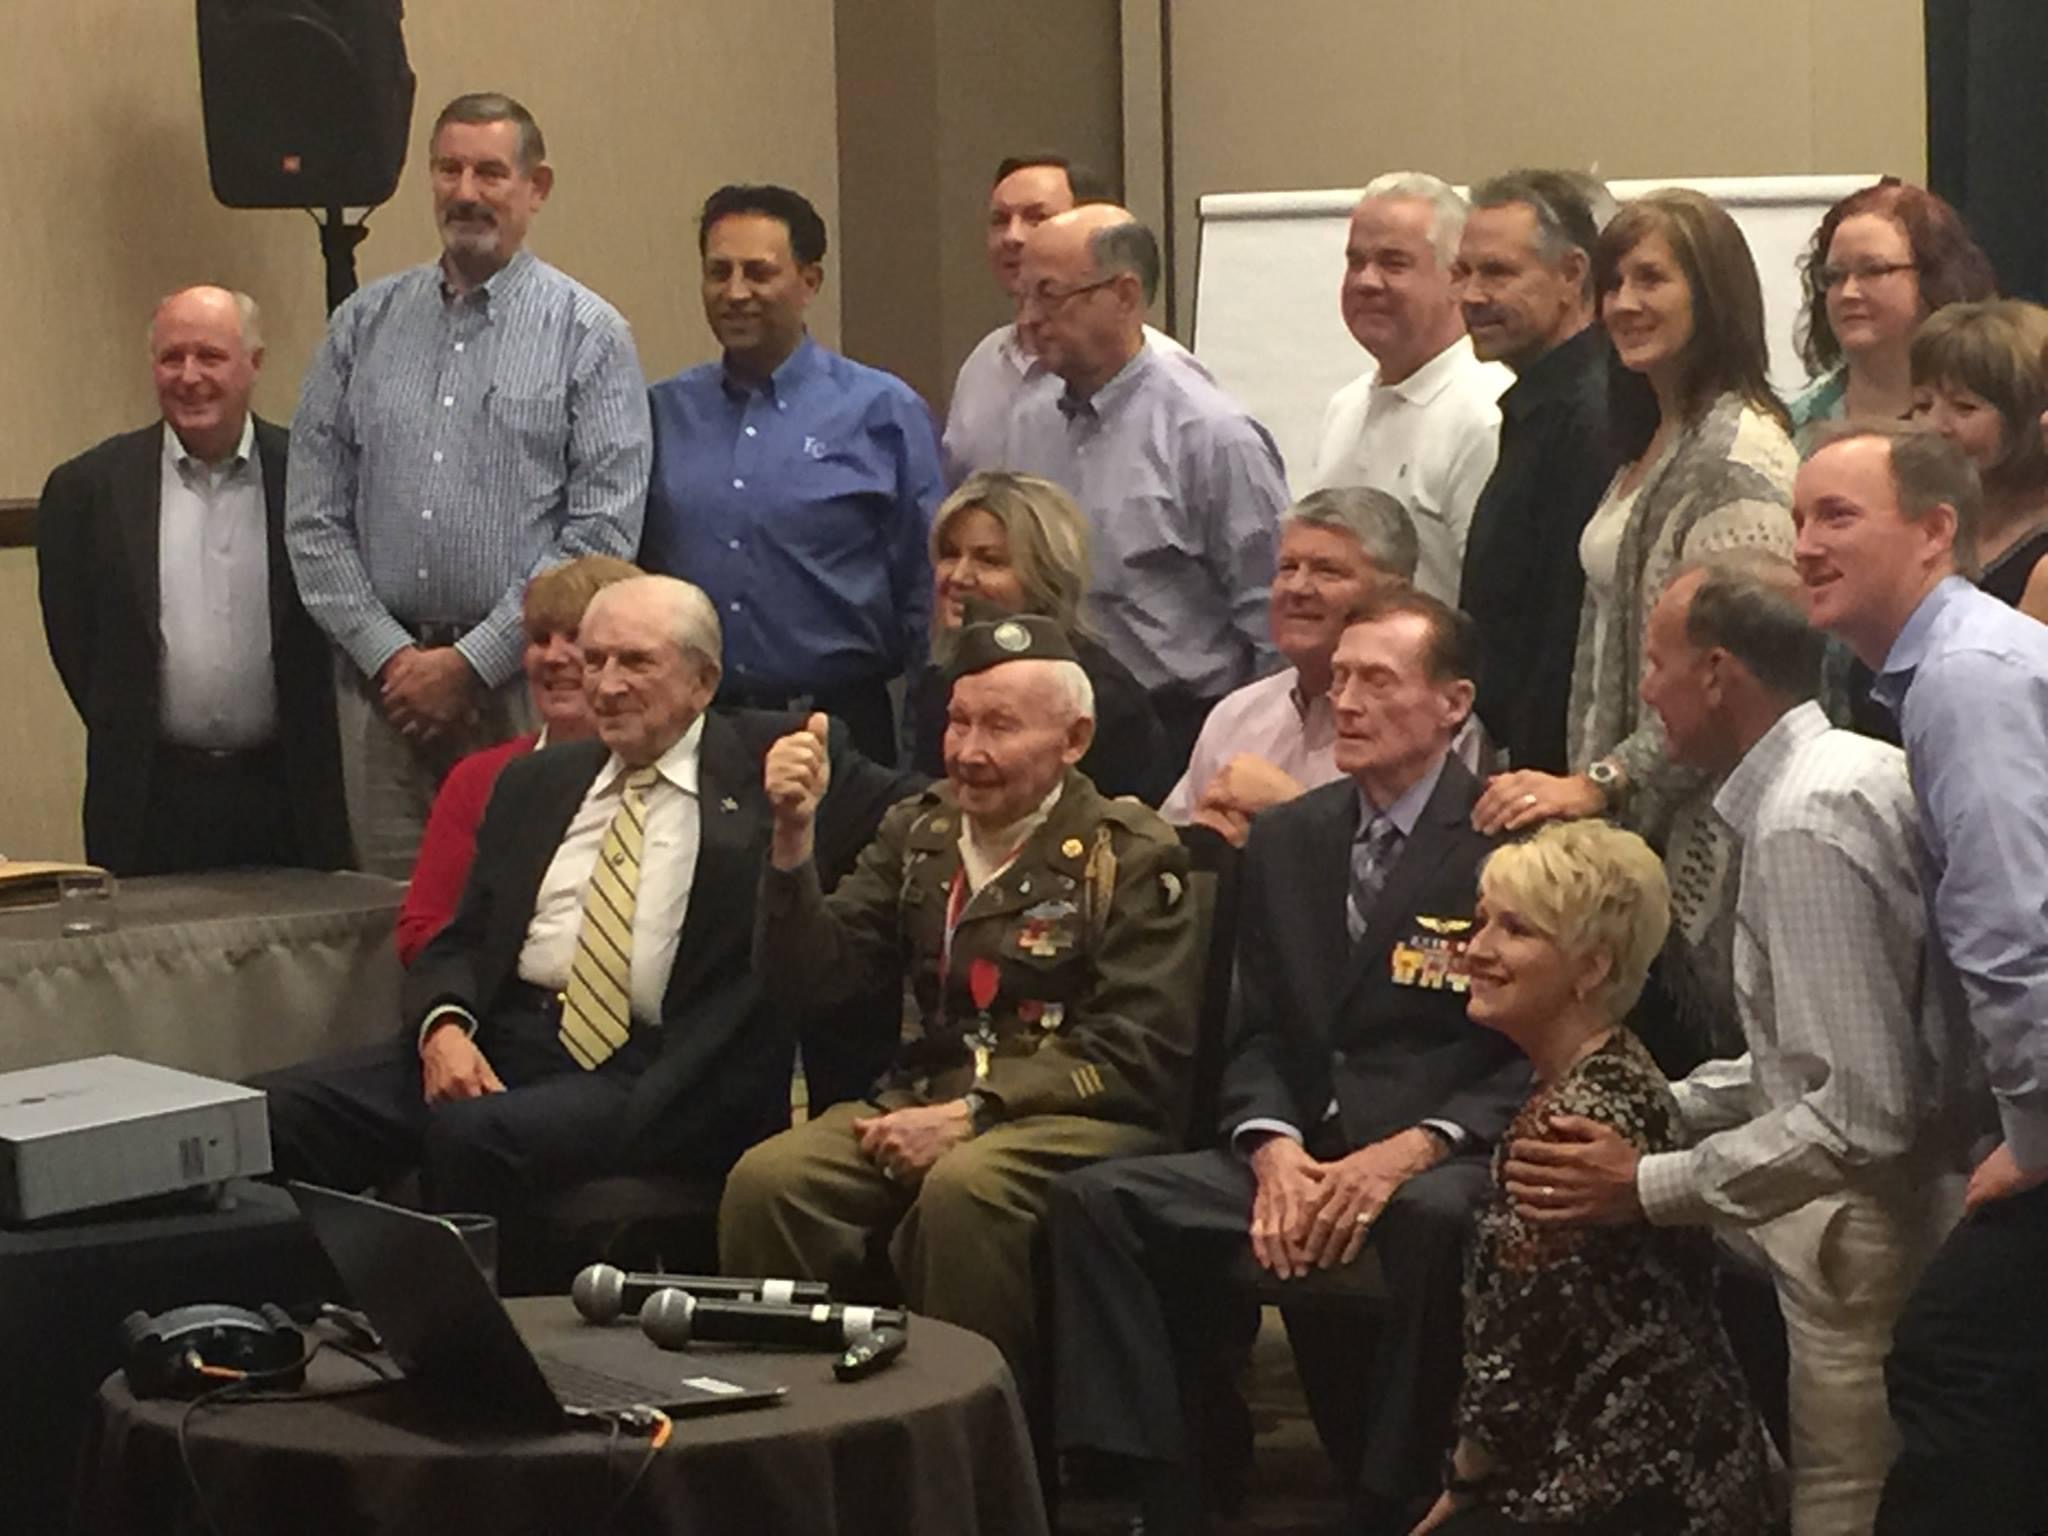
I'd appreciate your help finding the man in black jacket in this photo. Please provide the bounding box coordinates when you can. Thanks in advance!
[1048,587,1530,1532]
[1455,170,1617,774]
[255,575,917,1215]
[35,285,350,873]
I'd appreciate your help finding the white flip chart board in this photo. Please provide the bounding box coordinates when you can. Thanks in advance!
[1192,175,1880,490]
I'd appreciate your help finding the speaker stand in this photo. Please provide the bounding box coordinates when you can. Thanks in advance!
[316,206,372,315]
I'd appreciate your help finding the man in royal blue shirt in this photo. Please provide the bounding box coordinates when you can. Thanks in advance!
[1794,419,2048,1535]
[640,184,943,764]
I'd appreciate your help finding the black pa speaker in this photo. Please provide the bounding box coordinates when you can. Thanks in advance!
[197,0,416,209]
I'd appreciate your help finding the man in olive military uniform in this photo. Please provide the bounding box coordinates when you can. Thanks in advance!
[718,614,1198,1404]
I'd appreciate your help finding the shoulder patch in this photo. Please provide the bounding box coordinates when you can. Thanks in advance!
[1097,795,1178,844]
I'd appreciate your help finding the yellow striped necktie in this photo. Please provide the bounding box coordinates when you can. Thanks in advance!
[558,765,660,1069]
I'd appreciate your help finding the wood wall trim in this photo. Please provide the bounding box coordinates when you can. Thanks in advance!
[0,499,32,551]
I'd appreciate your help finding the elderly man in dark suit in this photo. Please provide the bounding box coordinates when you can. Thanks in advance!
[255,574,917,1217]
[35,285,350,873]
[1048,586,1531,1535]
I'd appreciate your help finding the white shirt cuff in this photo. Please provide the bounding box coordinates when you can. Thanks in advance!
[417,1004,479,1053]
[1230,1118,1305,1158]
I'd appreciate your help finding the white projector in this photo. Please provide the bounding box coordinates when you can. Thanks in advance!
[0,1055,271,1222]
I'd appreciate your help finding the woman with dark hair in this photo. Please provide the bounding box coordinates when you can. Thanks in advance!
[1472,189,1796,1069]
[906,470,1172,803]
[1787,178,1997,434]
[1911,300,2048,620]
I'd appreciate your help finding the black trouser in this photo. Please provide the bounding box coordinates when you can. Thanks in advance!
[252,990,659,1215]
[134,741,301,874]
[719,675,897,767]
[1875,1178,2048,1534]
[1147,688,1224,777]
[1047,1142,1488,1508]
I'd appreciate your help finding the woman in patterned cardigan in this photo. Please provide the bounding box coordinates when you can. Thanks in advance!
[1411,821,1773,1535]
[1474,190,1796,1071]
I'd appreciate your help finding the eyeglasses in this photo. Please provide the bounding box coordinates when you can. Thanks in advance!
[1816,260,1917,291]
[1018,275,1119,313]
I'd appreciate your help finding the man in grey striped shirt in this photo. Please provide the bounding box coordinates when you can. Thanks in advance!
[1508,557,1982,1535]
[287,91,651,878]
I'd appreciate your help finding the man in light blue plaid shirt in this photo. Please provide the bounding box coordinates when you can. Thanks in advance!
[1507,555,1985,1535]
[286,91,650,877]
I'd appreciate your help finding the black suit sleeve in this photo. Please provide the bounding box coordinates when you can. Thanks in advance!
[1212,824,1308,1134]
[35,455,99,718]
[1514,416,1615,773]
[401,758,534,1031]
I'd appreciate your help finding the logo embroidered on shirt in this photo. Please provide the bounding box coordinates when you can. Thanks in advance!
[802,435,827,460]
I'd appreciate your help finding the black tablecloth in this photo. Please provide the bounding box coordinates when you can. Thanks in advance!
[76,1297,1049,1536]
[0,1179,333,1534]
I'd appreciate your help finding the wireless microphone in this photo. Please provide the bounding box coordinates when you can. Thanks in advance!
[834,1326,909,1381]
[571,1264,831,1324]
[640,1289,910,1351]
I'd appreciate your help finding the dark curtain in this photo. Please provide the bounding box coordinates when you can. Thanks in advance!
[1925,0,2048,301]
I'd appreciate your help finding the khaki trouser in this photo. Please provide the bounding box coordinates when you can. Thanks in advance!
[1742,1174,1961,1536]
[333,650,529,879]
[718,1100,1167,1400]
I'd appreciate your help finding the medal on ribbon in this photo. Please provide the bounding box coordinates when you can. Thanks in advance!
[967,957,1000,1081]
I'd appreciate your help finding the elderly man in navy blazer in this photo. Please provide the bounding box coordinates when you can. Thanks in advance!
[1048,586,1530,1535]
[256,575,916,1220]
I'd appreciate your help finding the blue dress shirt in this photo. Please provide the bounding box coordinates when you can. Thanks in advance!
[1873,576,2048,1172]
[640,336,943,693]
[287,249,652,688]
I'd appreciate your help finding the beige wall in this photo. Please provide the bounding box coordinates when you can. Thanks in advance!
[837,0,1123,408]
[1,0,840,860]
[1159,0,1928,328]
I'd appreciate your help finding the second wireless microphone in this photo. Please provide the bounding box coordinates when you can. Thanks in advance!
[571,1264,830,1325]
[640,1290,910,1351]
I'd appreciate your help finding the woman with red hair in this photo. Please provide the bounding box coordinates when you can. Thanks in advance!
[1787,178,1996,435]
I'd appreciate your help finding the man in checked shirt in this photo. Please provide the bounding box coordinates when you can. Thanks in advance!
[1505,554,1986,1536]
[287,91,651,877]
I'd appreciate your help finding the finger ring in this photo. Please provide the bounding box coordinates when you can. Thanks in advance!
[1353,1212,1372,1228]
[1522,792,1539,808]
[1541,1184,1557,1197]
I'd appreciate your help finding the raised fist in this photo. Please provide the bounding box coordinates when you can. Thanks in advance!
[764,712,832,866]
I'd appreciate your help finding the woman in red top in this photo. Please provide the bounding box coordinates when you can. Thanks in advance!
[394,554,641,965]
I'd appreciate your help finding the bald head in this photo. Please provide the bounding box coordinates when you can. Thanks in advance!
[150,286,263,464]
[1019,206,1156,396]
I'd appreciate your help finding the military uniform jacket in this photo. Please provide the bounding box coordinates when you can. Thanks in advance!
[757,769,1199,1136]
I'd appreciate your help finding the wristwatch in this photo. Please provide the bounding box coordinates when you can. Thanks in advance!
[961,1090,1000,1139]
[1585,757,1625,809]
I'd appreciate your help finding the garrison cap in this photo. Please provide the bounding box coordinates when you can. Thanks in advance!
[945,611,1079,683]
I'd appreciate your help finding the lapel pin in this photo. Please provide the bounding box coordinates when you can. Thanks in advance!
[720,796,739,813]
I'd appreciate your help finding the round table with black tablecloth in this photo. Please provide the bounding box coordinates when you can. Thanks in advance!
[74,1297,1049,1536]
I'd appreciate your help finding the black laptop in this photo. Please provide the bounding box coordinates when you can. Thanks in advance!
[290,1182,786,1429]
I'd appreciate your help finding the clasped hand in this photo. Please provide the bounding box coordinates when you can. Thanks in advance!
[1247,1130,1436,1279]
[380,645,480,742]
[854,1102,973,1184]
[420,1023,504,1104]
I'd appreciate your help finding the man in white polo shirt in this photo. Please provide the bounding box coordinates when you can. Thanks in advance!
[1309,172,1511,603]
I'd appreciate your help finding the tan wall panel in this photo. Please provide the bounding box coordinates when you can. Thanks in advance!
[1164,0,1925,329]
[0,550,86,862]
[836,0,1124,409]
[1,0,839,860]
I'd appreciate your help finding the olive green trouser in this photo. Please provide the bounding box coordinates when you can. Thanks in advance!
[718,1100,1167,1399]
